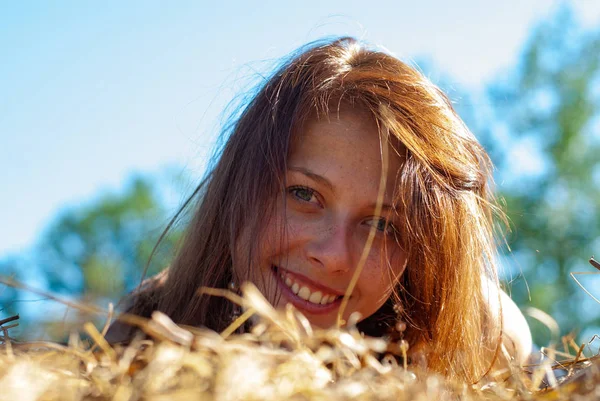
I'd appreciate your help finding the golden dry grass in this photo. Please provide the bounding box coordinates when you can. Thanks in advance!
[1,283,599,401]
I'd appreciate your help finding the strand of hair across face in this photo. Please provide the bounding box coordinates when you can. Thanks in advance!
[337,109,390,327]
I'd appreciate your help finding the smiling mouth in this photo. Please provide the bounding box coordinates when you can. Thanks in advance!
[271,265,345,314]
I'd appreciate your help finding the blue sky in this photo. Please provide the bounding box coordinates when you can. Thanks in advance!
[1,0,599,259]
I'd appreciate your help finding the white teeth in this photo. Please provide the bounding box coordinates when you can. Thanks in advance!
[308,291,322,304]
[298,286,311,300]
[280,271,337,305]
[325,295,338,304]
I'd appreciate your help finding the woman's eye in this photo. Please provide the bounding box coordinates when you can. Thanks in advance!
[367,218,397,235]
[289,186,318,204]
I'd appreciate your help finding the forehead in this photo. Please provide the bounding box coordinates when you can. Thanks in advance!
[288,107,403,196]
[299,107,376,145]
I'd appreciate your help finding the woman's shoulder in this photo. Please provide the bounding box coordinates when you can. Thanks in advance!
[481,275,532,365]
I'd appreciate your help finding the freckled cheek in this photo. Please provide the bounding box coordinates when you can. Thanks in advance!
[279,211,317,242]
[354,259,397,315]
[258,209,314,260]
[389,247,408,277]
[360,247,407,287]
[359,259,393,291]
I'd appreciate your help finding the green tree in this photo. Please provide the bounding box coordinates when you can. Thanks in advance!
[0,258,21,318]
[486,7,600,345]
[38,174,184,299]
[2,171,186,340]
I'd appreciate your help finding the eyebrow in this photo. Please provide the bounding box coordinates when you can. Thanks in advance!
[287,166,397,212]
[288,166,334,192]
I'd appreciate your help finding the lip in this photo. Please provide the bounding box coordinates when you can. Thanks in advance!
[272,266,346,315]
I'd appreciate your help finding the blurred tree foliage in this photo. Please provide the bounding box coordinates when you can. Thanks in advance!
[483,7,600,344]
[38,175,183,299]
[0,173,186,339]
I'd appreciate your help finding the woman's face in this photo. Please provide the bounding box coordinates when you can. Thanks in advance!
[237,107,408,328]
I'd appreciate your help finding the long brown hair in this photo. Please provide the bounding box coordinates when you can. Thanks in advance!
[126,37,505,383]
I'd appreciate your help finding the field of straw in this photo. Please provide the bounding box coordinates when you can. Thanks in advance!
[1,283,599,401]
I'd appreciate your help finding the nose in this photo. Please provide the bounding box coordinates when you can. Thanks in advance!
[305,221,353,274]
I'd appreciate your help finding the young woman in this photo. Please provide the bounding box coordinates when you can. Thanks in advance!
[107,37,531,383]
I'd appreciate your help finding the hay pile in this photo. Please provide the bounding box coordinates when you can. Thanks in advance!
[1,284,599,401]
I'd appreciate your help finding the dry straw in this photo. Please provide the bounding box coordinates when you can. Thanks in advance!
[1,279,600,401]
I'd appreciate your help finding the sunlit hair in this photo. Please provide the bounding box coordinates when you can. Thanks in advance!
[125,37,506,383]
